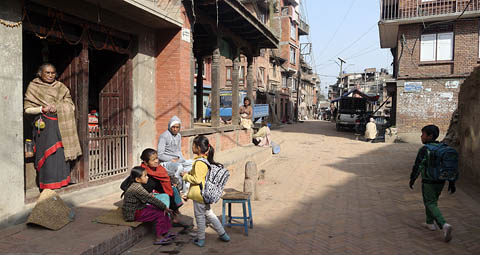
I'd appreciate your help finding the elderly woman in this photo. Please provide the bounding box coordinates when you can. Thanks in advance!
[364,117,378,143]
[24,63,82,190]
[239,97,253,129]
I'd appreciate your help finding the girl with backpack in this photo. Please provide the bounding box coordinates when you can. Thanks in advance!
[122,166,176,245]
[181,135,230,247]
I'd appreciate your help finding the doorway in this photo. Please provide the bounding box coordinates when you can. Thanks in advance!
[88,49,130,181]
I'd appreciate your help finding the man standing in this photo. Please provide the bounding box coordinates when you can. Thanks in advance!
[157,116,192,195]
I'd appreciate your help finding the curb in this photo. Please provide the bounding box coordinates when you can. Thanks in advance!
[80,226,149,255]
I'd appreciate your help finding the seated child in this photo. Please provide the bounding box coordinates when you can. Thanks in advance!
[139,148,184,224]
[122,166,175,245]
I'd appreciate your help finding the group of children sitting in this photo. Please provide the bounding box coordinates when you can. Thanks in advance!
[121,135,230,247]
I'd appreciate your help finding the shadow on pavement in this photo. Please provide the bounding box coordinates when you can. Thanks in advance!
[274,120,363,141]
[178,121,480,254]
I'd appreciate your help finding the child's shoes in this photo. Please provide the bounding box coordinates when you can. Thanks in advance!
[193,239,205,247]
[443,223,453,242]
[219,232,231,242]
[422,223,436,231]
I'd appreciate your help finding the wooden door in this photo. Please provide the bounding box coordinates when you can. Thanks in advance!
[54,44,89,184]
[99,56,129,128]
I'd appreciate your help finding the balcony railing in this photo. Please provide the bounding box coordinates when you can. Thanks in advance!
[380,0,480,21]
[298,18,309,35]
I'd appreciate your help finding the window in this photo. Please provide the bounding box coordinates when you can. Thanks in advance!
[239,66,245,84]
[282,74,287,88]
[290,46,296,65]
[420,32,453,61]
[259,12,267,24]
[272,65,277,78]
[195,61,206,77]
[290,21,296,40]
[257,67,265,87]
[226,66,232,81]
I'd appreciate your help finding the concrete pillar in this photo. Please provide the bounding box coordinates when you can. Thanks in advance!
[232,53,240,125]
[196,55,204,122]
[0,0,25,223]
[211,47,221,127]
[246,55,254,108]
[132,32,157,170]
[244,161,259,201]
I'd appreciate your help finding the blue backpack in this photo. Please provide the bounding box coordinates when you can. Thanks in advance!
[424,143,459,182]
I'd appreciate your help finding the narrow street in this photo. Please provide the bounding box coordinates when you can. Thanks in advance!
[176,121,480,254]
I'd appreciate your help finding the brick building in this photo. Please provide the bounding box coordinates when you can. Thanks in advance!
[378,0,480,141]
[193,0,311,124]
[0,0,192,226]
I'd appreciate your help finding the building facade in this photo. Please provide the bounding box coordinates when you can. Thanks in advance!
[0,0,284,227]
[0,0,192,226]
[379,0,480,141]
[193,0,311,125]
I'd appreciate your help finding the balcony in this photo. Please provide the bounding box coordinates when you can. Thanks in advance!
[298,18,309,36]
[380,0,480,21]
[379,0,480,48]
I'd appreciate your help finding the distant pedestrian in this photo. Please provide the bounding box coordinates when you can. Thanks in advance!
[239,97,253,129]
[409,125,456,242]
[122,166,176,245]
[181,135,230,247]
[364,118,377,142]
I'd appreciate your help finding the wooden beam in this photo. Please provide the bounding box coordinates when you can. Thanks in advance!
[211,45,221,127]
[196,56,204,122]
[232,51,240,125]
[195,12,253,56]
[223,0,278,47]
[247,55,254,107]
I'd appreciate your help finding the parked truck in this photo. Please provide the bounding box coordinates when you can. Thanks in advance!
[205,90,269,123]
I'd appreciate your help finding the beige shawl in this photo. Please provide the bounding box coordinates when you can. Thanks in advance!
[24,78,82,161]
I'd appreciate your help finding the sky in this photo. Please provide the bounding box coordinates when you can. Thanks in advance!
[299,0,393,97]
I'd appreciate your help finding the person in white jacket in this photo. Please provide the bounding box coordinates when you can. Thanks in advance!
[364,118,377,142]
[157,116,192,195]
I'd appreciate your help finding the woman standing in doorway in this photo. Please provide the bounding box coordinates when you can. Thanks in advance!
[24,63,82,190]
[239,97,253,129]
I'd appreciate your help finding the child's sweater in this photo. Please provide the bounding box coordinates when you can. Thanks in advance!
[183,156,208,203]
[122,182,166,221]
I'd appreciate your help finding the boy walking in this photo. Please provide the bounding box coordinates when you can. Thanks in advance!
[409,125,456,242]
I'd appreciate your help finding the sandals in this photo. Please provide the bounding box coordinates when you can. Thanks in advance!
[153,232,177,245]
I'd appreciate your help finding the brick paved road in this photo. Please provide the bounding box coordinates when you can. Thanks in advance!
[176,121,480,254]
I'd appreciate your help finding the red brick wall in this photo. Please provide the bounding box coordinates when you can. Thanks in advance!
[155,7,192,143]
[397,21,479,79]
[181,128,252,158]
[181,137,190,159]
[220,131,237,151]
[238,129,252,146]
[397,79,461,134]
[454,20,479,74]
[395,20,479,134]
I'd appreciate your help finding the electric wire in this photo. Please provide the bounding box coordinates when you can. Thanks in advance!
[316,0,357,61]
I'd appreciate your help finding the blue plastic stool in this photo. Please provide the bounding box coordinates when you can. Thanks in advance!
[221,192,253,236]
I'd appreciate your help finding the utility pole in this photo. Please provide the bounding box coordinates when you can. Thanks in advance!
[338,57,346,76]
[337,57,346,93]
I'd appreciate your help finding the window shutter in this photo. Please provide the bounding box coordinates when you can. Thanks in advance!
[420,34,436,61]
[436,32,453,61]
